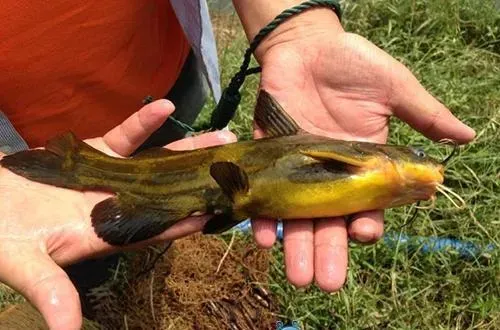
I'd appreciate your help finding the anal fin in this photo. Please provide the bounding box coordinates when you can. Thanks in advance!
[91,195,191,245]
[202,213,246,234]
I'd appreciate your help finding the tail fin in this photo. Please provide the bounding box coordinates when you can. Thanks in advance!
[0,132,110,190]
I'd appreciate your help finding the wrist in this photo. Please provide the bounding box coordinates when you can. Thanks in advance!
[257,9,343,61]
[233,1,343,62]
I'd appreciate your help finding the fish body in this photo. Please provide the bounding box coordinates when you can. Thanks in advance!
[0,90,444,245]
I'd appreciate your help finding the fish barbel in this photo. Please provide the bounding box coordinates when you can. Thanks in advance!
[0,90,445,245]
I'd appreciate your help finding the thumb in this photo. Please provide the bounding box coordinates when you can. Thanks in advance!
[103,99,176,156]
[0,247,81,330]
[390,67,476,144]
[165,130,237,151]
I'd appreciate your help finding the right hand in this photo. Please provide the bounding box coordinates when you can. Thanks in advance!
[0,99,236,330]
[248,8,475,293]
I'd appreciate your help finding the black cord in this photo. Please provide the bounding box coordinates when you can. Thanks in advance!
[158,0,342,133]
[135,1,342,277]
[209,0,342,131]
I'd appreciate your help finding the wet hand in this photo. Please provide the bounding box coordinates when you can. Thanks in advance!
[250,9,475,291]
[0,100,236,330]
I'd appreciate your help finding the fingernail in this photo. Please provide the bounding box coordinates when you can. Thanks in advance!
[351,231,380,244]
[465,125,476,139]
[158,99,175,110]
[147,99,175,120]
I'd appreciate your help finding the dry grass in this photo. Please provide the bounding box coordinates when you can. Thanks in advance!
[89,234,277,329]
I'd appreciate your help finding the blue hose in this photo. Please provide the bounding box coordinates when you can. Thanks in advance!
[232,220,495,259]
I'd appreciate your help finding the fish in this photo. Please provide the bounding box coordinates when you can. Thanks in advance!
[0,90,447,246]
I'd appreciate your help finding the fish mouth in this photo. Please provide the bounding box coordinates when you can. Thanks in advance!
[406,170,443,202]
[393,165,444,205]
[410,183,439,201]
[388,182,439,208]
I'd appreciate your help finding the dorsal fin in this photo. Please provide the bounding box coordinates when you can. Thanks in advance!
[254,90,304,137]
[44,131,109,170]
[45,131,105,157]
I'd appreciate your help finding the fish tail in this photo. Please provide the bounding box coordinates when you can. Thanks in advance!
[0,132,110,190]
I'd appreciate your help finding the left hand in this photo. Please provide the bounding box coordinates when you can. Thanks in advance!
[0,100,236,330]
[248,9,475,291]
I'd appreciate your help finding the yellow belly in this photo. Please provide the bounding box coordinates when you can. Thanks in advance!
[251,169,402,219]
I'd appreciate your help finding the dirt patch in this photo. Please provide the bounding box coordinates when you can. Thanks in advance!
[89,233,277,329]
[0,302,100,330]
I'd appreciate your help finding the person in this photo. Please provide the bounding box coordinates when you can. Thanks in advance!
[0,1,475,329]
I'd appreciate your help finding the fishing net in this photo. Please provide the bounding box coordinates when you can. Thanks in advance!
[89,233,277,329]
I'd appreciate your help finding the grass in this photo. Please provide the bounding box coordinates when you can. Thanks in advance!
[0,284,24,311]
[1,0,499,329]
[203,0,500,329]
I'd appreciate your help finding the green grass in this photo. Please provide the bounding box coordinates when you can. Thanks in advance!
[0,284,25,311]
[205,0,500,329]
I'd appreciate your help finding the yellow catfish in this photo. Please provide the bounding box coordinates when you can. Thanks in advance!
[0,90,445,245]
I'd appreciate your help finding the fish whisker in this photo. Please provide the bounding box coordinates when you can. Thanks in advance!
[415,194,436,210]
[400,201,421,228]
[436,183,466,209]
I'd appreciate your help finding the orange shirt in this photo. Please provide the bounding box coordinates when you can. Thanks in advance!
[0,0,190,147]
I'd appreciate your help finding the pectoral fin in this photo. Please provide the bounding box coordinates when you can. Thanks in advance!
[209,162,249,202]
[300,150,370,167]
[254,90,305,137]
[91,194,192,245]
[206,162,251,234]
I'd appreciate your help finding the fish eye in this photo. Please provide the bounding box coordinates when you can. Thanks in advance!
[412,148,426,158]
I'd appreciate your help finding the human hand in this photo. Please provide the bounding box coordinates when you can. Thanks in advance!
[249,9,476,291]
[0,100,236,329]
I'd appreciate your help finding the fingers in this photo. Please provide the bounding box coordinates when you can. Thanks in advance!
[347,210,385,244]
[251,125,278,248]
[165,131,237,151]
[314,217,348,292]
[103,99,175,156]
[251,218,277,248]
[0,247,81,330]
[391,67,476,144]
[283,220,314,287]
[278,218,351,292]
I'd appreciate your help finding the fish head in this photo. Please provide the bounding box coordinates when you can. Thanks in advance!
[377,145,445,203]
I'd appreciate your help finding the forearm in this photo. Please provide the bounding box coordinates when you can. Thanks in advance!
[232,0,343,59]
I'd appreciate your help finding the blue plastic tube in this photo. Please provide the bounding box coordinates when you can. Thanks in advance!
[232,220,495,259]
